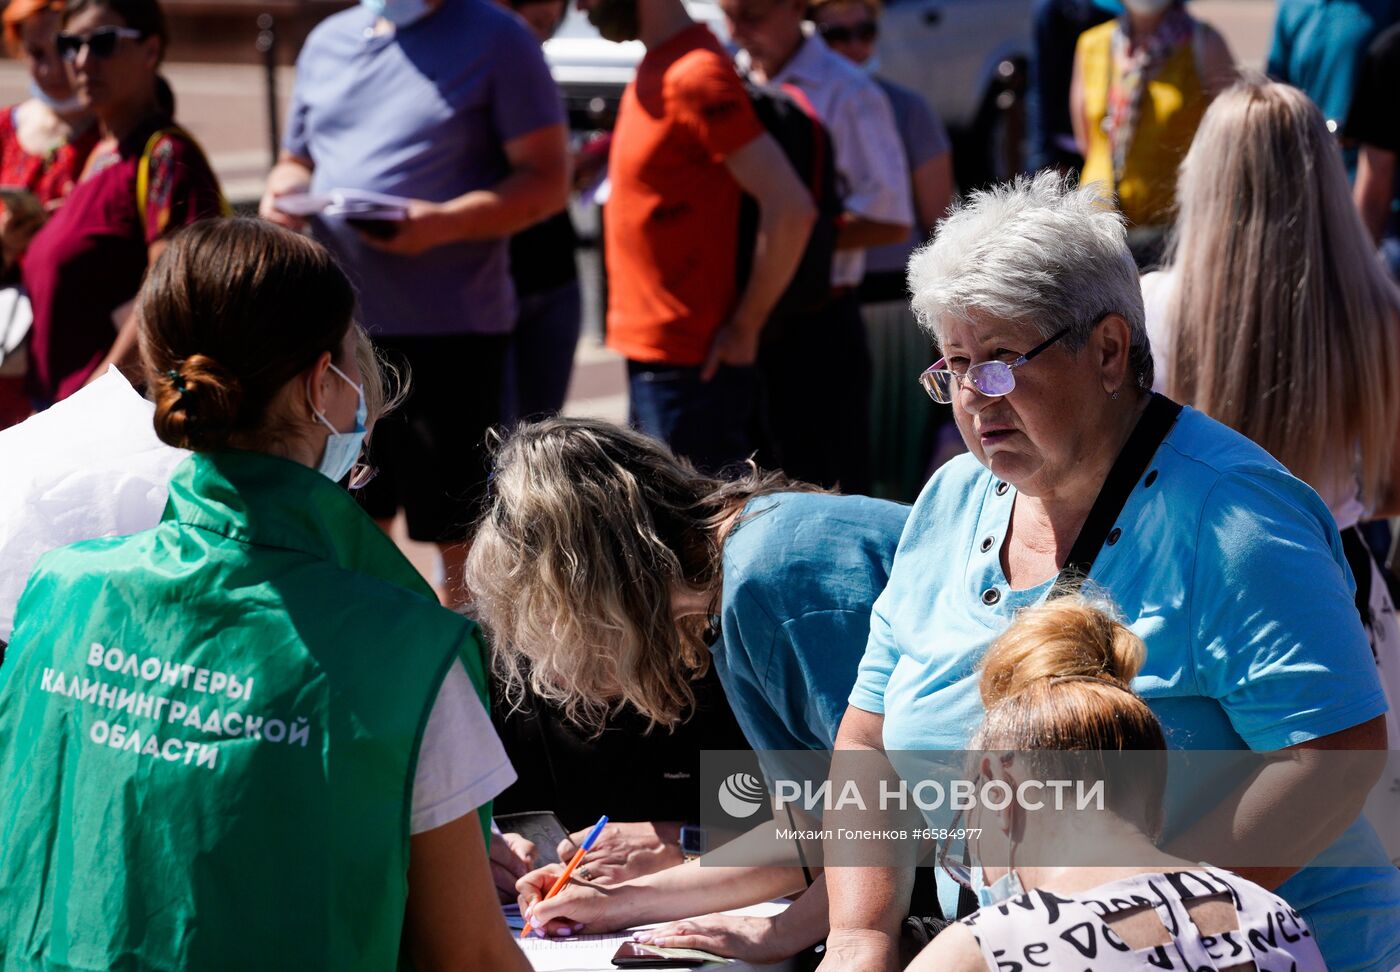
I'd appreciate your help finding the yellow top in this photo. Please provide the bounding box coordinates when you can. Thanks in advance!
[1077,19,1206,227]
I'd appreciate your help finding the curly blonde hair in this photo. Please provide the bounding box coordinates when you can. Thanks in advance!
[466,418,819,732]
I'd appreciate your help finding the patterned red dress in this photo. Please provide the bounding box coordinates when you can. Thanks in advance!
[21,115,223,405]
[0,104,99,206]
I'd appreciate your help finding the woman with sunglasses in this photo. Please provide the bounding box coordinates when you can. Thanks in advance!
[806,0,951,269]
[468,416,908,961]
[817,173,1397,972]
[806,0,956,502]
[0,0,98,429]
[907,596,1327,972]
[0,218,532,971]
[20,0,223,410]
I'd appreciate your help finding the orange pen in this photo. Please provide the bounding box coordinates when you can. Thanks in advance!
[519,814,608,940]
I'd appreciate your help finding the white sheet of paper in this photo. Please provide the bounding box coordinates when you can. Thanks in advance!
[274,188,412,219]
[519,931,644,972]
[0,367,186,641]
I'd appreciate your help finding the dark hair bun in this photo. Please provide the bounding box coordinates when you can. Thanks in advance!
[137,219,357,454]
[152,353,243,451]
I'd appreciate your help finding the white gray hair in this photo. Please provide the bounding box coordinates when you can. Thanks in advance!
[907,171,1154,389]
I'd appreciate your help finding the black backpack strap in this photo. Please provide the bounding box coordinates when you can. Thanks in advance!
[1053,394,1184,596]
[1340,525,1376,630]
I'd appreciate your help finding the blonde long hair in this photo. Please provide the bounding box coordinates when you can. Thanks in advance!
[1164,77,1400,509]
[467,418,821,732]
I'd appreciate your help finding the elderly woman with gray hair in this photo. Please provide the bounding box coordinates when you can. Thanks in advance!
[821,173,1399,972]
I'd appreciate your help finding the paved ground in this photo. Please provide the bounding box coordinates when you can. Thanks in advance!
[0,0,1280,578]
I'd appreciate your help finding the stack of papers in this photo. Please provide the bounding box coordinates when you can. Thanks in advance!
[273,188,411,221]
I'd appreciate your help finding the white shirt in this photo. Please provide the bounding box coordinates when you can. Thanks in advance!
[741,30,913,287]
[0,369,188,643]
[411,659,517,833]
[962,867,1328,972]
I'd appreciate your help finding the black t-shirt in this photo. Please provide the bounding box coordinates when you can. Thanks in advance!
[1345,23,1400,153]
[490,664,752,832]
[509,210,579,299]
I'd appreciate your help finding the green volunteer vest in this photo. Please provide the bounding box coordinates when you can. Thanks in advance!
[0,451,493,972]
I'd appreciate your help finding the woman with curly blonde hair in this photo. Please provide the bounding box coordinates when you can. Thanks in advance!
[468,416,909,961]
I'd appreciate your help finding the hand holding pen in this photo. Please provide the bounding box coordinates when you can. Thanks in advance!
[519,814,608,939]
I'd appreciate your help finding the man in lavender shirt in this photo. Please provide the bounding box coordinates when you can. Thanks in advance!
[260,0,568,608]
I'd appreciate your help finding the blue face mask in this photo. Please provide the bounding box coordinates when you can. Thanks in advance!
[308,362,368,485]
[361,0,435,28]
[973,865,1025,908]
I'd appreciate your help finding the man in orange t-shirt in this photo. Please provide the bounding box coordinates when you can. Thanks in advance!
[587,0,815,473]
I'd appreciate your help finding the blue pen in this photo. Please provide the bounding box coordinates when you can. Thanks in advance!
[520,814,608,939]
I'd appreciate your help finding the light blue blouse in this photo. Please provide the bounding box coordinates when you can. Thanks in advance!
[850,405,1399,972]
[715,492,908,753]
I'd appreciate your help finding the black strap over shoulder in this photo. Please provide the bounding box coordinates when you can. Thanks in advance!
[1340,525,1376,628]
[1053,393,1184,597]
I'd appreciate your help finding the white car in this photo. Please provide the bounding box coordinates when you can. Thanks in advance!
[544,0,1033,186]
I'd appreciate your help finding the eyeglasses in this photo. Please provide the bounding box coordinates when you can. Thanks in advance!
[919,327,1071,404]
[818,20,878,43]
[935,773,979,892]
[347,463,378,491]
[56,26,143,62]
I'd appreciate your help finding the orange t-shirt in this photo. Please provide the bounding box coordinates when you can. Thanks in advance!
[604,24,764,366]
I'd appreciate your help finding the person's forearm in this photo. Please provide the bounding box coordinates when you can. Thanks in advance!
[823,717,912,961]
[913,153,954,238]
[617,860,808,926]
[267,158,312,186]
[434,164,569,244]
[826,864,909,944]
[1166,746,1382,890]
[768,873,830,951]
[1354,147,1395,245]
[836,215,910,250]
[729,197,816,333]
[94,310,142,384]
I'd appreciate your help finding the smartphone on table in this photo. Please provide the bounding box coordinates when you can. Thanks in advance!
[611,941,727,967]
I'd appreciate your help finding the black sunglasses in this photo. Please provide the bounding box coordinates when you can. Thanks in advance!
[818,20,878,43]
[56,26,144,62]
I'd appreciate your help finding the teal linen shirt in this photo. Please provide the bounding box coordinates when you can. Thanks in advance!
[850,405,1400,972]
[1267,0,1400,127]
[715,492,909,753]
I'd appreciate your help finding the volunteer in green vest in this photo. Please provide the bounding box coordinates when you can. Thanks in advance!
[0,218,531,972]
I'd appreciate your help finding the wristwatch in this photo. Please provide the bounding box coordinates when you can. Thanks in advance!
[680,824,708,861]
